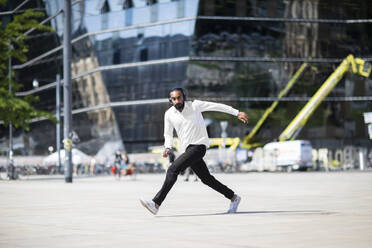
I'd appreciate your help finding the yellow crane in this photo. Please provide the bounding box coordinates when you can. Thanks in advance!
[279,55,371,141]
[241,62,309,149]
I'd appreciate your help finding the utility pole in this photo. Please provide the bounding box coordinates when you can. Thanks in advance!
[56,74,61,173]
[63,0,73,183]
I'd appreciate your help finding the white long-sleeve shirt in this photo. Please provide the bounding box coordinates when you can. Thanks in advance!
[164,100,239,152]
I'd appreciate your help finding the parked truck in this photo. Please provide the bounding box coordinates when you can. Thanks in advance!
[263,140,313,171]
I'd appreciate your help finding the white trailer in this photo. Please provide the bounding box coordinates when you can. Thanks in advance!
[263,140,313,171]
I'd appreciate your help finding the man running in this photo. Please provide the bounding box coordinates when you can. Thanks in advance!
[140,88,248,215]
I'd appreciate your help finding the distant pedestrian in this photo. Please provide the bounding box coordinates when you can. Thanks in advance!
[120,152,131,176]
[112,150,122,178]
[140,88,248,215]
[90,158,96,176]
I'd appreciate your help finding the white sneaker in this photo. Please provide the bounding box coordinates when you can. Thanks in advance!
[227,195,241,213]
[140,198,158,215]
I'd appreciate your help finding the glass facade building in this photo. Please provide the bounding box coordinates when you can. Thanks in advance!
[1,0,371,156]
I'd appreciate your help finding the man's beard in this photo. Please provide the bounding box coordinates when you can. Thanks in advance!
[174,102,184,111]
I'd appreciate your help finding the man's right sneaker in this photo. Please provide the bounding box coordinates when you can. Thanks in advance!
[227,195,241,213]
[140,198,158,215]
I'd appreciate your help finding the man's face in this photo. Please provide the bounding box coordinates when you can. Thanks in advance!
[170,90,184,111]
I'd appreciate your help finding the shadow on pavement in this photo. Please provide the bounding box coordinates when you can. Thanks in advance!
[156,210,335,218]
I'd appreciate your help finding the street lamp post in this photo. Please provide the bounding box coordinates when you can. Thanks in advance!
[63,0,73,183]
[8,40,15,180]
[56,74,61,172]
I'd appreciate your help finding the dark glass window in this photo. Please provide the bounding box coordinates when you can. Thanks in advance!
[100,0,110,14]
[139,47,148,61]
[123,0,134,9]
[113,48,121,64]
[146,0,158,6]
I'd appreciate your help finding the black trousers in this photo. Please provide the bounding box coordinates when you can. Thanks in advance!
[153,144,235,206]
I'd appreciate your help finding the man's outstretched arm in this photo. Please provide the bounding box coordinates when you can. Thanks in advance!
[194,100,248,124]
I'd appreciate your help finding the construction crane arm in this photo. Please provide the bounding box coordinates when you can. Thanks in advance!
[279,55,371,141]
[241,62,308,149]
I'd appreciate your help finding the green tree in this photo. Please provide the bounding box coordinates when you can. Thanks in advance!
[0,5,55,130]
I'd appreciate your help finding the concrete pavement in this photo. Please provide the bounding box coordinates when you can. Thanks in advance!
[1,172,372,248]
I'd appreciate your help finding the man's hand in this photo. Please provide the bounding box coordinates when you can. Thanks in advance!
[237,112,248,124]
[162,148,172,158]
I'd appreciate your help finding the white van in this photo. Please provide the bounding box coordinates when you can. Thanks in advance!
[263,140,313,171]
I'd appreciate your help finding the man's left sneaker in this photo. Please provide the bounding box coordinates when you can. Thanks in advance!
[140,198,158,215]
[227,195,241,213]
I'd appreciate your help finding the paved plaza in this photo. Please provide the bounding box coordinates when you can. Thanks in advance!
[1,171,372,248]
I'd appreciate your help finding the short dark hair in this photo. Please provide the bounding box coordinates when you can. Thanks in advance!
[169,87,186,101]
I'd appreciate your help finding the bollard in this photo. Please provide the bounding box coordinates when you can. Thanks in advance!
[358,149,367,171]
[359,151,364,170]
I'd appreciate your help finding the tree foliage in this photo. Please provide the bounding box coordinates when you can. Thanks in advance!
[0,6,55,130]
